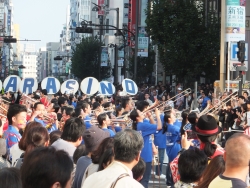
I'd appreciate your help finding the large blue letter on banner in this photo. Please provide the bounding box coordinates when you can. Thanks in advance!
[5,77,17,92]
[125,80,135,94]
[46,78,57,94]
[66,80,76,90]
[100,82,113,95]
[23,78,34,94]
[86,78,93,94]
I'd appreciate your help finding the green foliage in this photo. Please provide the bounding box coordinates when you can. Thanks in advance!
[71,37,111,80]
[129,44,155,84]
[146,0,220,84]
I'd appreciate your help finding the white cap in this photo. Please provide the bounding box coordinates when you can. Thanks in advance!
[177,88,182,91]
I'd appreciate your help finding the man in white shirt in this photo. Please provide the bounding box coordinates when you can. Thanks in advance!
[82,129,144,188]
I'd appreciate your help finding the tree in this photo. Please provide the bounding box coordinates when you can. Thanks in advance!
[128,44,155,84]
[146,0,220,85]
[71,37,111,80]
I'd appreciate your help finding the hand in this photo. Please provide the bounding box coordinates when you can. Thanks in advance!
[181,132,193,150]
[155,108,160,116]
[242,124,248,129]
[146,111,152,118]
[33,110,42,117]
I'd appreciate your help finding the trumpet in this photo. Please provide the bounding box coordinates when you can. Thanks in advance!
[0,97,11,104]
[21,94,38,104]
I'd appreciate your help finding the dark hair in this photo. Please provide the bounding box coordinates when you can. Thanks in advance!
[73,145,88,164]
[92,137,114,164]
[238,96,245,101]
[52,103,60,113]
[41,89,47,95]
[97,113,107,126]
[0,167,22,188]
[129,109,139,130]
[115,106,123,117]
[33,102,44,110]
[96,96,104,104]
[64,107,76,117]
[180,110,189,135]
[243,91,248,96]
[50,98,58,104]
[75,107,82,117]
[58,97,67,107]
[19,122,43,151]
[7,104,27,125]
[81,102,90,112]
[132,158,146,180]
[163,112,171,134]
[78,96,83,102]
[103,102,112,109]
[98,148,114,171]
[25,126,49,155]
[241,103,248,113]
[61,118,86,142]
[195,155,225,188]
[197,134,218,157]
[114,129,143,163]
[92,102,101,110]
[188,112,198,125]
[49,130,62,145]
[136,101,149,112]
[121,97,130,109]
[21,147,73,188]
[178,148,208,183]
[68,95,74,105]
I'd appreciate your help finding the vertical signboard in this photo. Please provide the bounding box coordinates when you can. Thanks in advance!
[128,0,136,47]
[98,0,105,15]
[138,27,149,57]
[101,46,108,66]
[226,0,245,41]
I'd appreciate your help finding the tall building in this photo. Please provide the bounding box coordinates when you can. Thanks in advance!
[37,47,46,82]
[46,42,60,77]
[20,44,37,79]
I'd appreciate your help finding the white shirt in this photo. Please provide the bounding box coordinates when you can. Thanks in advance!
[82,161,143,188]
[81,163,99,187]
[10,143,24,165]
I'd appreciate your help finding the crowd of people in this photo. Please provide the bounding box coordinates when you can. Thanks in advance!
[0,81,250,188]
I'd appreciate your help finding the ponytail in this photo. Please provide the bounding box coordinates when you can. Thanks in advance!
[132,121,138,130]
[203,142,217,157]
[162,122,168,134]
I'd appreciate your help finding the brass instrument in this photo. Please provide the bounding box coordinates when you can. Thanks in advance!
[21,94,38,104]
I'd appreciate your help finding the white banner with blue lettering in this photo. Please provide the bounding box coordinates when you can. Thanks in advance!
[80,77,99,95]
[98,81,115,95]
[61,79,79,94]
[19,78,38,94]
[41,77,61,94]
[4,75,21,92]
[122,78,138,95]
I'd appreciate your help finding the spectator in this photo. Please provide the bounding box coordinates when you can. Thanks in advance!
[174,148,208,187]
[21,147,73,188]
[209,133,250,188]
[195,155,225,188]
[132,158,146,182]
[49,130,62,146]
[97,113,115,137]
[83,129,144,188]
[52,117,85,158]
[0,167,22,188]
[73,126,109,188]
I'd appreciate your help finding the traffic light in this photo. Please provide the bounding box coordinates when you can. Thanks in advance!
[237,40,245,63]
[4,38,17,43]
[75,27,93,34]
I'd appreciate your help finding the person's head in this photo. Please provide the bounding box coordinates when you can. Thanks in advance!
[243,91,249,99]
[121,97,133,110]
[241,103,248,113]
[196,155,225,188]
[97,113,111,127]
[61,118,85,146]
[91,137,114,164]
[132,158,146,181]
[73,144,88,164]
[62,107,75,121]
[188,112,198,125]
[130,109,145,130]
[33,102,45,118]
[224,133,250,169]
[19,121,43,151]
[0,167,22,188]
[144,93,150,100]
[83,125,109,153]
[49,130,62,145]
[115,106,124,117]
[21,147,73,188]
[40,89,47,97]
[114,129,143,165]
[177,87,182,93]
[81,102,91,114]
[7,104,27,129]
[47,102,60,113]
[193,115,222,157]
[164,110,176,124]
[137,101,149,112]
[178,148,208,183]
[58,97,68,107]
[25,126,50,155]
[238,96,245,105]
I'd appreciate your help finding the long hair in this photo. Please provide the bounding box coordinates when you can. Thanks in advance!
[197,134,218,158]
[195,155,225,188]
[163,112,171,134]
[129,109,139,130]
[180,110,189,135]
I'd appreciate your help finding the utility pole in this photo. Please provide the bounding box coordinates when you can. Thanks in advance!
[134,0,139,83]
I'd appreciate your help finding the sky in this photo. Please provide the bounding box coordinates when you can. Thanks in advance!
[12,0,70,50]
